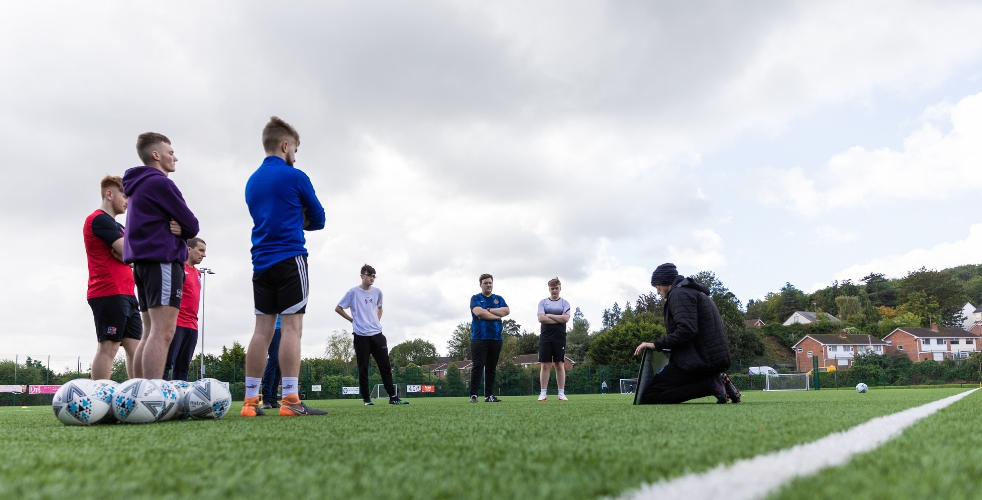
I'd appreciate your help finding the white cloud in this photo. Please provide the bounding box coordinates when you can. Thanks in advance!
[755,90,982,215]
[813,225,857,243]
[834,223,982,281]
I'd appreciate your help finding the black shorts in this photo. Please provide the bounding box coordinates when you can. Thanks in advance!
[133,261,185,311]
[253,255,308,315]
[538,338,566,363]
[88,295,143,343]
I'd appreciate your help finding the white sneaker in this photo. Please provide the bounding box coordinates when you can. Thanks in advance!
[558,394,569,401]
[537,394,548,401]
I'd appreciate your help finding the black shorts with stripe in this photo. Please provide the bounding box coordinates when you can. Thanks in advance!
[253,255,308,315]
[538,338,566,363]
[88,294,143,343]
[133,261,185,311]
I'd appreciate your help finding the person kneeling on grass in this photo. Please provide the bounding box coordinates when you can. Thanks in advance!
[633,263,741,404]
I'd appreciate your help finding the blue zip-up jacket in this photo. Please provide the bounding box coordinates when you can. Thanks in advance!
[245,156,325,273]
[122,166,199,264]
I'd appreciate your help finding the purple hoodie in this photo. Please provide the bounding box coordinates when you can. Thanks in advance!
[122,166,199,264]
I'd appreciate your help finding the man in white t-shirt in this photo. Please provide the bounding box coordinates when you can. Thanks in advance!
[537,277,571,401]
[335,264,408,406]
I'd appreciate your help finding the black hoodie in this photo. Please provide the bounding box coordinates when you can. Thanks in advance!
[653,276,731,374]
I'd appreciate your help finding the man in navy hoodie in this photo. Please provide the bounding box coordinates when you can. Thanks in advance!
[122,132,199,379]
[241,116,327,417]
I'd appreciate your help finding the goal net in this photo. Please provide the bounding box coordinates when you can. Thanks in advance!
[371,384,404,399]
[764,373,809,391]
[620,379,638,395]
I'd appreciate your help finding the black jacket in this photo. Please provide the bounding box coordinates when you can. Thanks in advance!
[653,276,731,374]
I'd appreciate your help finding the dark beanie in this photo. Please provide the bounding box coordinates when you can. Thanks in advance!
[651,263,678,286]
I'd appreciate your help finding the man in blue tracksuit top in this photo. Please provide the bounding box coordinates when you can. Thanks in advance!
[469,273,510,403]
[241,116,328,418]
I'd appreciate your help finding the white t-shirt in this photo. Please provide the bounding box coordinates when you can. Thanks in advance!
[338,286,384,336]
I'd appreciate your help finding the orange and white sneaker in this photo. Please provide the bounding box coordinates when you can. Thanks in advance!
[558,394,569,401]
[279,394,329,416]
[537,394,548,402]
[240,396,266,417]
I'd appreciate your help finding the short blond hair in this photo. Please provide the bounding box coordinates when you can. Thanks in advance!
[100,175,123,197]
[262,116,300,153]
[548,277,561,287]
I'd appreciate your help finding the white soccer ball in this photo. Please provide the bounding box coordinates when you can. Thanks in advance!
[91,379,119,424]
[182,378,232,420]
[153,380,181,421]
[52,378,111,426]
[112,378,165,424]
[171,380,195,420]
[856,383,869,393]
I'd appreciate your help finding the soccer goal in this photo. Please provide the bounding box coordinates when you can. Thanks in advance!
[764,373,810,391]
[620,378,638,395]
[371,384,404,399]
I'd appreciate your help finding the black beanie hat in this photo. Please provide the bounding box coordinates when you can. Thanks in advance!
[651,263,678,286]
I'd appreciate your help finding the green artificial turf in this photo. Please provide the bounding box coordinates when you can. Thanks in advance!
[0,390,965,499]
[770,389,982,500]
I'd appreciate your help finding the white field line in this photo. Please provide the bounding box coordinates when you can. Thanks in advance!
[617,388,978,500]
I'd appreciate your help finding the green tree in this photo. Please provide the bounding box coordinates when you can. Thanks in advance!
[566,308,591,363]
[778,283,806,323]
[834,296,863,322]
[446,323,471,360]
[502,319,522,337]
[514,332,539,355]
[587,322,665,366]
[325,330,355,365]
[220,341,246,366]
[388,339,439,367]
[896,291,940,327]
[444,363,465,396]
[693,271,764,361]
[898,267,967,326]
[862,273,899,307]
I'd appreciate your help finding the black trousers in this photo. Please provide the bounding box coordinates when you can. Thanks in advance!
[354,333,396,401]
[470,339,503,397]
[261,328,282,401]
[638,363,718,404]
[164,326,198,381]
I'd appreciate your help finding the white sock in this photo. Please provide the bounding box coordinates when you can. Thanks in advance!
[540,389,547,397]
[558,389,565,396]
[245,377,261,399]
[282,377,299,397]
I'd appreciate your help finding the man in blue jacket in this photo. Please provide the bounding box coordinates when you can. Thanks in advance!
[469,273,510,403]
[122,132,199,379]
[241,116,327,417]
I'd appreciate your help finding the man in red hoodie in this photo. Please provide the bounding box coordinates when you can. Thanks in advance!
[122,132,199,379]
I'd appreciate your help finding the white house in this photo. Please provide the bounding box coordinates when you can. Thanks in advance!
[783,311,839,326]
[961,302,976,330]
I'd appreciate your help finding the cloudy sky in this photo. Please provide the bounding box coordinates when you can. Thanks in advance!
[4,1,982,366]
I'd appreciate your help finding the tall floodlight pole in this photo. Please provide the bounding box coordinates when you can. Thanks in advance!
[198,267,216,380]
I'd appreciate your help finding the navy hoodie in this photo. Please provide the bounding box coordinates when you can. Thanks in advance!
[122,166,199,264]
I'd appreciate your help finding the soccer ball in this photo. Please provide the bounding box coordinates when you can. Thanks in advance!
[856,383,869,393]
[52,379,110,426]
[171,380,195,420]
[182,378,232,420]
[91,379,119,424]
[153,380,181,422]
[112,378,165,424]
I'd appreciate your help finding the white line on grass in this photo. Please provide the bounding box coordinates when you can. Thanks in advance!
[616,388,978,500]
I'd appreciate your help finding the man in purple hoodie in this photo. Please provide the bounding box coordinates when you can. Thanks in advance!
[122,132,199,379]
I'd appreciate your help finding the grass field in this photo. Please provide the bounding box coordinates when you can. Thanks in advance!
[0,389,974,499]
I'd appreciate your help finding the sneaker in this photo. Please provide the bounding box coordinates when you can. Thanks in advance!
[721,373,741,403]
[558,394,569,401]
[262,402,273,409]
[270,401,281,409]
[469,395,479,403]
[485,395,502,403]
[240,396,266,417]
[389,398,409,405]
[279,394,328,416]
[364,401,374,406]
[537,394,548,401]
[712,375,727,404]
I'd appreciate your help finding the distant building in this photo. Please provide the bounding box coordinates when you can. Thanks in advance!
[513,354,575,371]
[427,358,472,379]
[791,332,886,372]
[882,323,981,362]
[783,311,839,326]
[961,302,977,330]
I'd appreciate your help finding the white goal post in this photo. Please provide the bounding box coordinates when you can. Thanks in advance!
[371,384,404,399]
[620,378,638,395]
[764,373,810,391]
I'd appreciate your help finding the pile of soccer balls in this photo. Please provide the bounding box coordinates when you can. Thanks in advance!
[52,378,232,426]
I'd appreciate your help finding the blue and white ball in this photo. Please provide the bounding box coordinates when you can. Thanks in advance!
[171,380,194,420]
[112,378,165,423]
[91,379,119,424]
[856,382,869,393]
[153,380,181,422]
[52,379,110,426]
[182,378,232,420]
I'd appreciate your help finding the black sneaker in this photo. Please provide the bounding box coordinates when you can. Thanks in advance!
[364,401,374,406]
[389,397,409,405]
[721,373,741,403]
[280,395,329,416]
[262,402,273,409]
[270,401,281,408]
[485,395,502,403]
[469,395,479,403]
[712,375,727,404]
